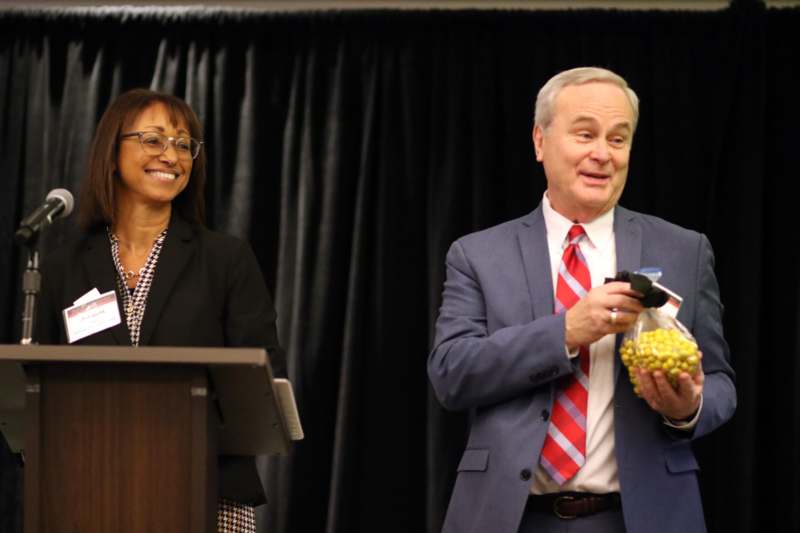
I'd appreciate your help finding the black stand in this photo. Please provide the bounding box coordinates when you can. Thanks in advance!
[20,244,40,345]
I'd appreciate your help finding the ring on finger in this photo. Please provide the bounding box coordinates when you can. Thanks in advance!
[610,310,618,325]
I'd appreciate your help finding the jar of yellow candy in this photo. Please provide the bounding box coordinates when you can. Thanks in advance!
[619,309,700,397]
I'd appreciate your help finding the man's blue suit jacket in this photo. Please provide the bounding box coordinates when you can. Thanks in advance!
[428,204,736,533]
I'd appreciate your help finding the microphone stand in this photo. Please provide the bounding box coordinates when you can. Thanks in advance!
[20,238,41,345]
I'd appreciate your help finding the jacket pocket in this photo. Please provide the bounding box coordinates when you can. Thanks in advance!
[664,443,699,473]
[457,448,489,472]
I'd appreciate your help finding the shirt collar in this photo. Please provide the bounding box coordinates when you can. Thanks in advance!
[541,191,615,251]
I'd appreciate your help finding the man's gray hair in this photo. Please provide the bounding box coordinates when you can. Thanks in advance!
[534,67,640,132]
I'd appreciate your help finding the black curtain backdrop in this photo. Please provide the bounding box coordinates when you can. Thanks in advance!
[1,1,798,532]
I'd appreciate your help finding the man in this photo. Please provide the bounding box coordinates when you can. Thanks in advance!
[428,67,736,533]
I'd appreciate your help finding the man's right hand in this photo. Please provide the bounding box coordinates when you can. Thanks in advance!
[564,281,644,349]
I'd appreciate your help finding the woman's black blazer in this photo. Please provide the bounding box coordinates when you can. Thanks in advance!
[37,213,285,505]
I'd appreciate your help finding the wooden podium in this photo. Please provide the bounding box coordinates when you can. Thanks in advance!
[0,344,291,533]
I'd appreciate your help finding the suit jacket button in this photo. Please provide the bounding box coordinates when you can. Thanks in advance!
[541,409,549,421]
[520,469,531,481]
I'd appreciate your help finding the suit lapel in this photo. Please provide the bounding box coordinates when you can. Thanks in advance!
[138,215,196,346]
[613,206,642,381]
[81,229,129,345]
[518,206,554,320]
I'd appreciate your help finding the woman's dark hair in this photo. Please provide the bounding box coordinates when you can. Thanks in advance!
[78,88,207,229]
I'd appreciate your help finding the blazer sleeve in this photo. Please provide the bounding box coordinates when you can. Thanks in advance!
[223,239,286,378]
[686,234,737,439]
[36,261,60,345]
[36,246,70,345]
[428,239,575,412]
[219,238,286,506]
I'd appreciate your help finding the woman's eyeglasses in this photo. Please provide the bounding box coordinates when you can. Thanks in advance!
[120,131,203,160]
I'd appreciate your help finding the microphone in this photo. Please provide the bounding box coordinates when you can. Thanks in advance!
[14,188,75,245]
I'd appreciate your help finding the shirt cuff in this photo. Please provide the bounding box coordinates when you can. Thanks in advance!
[663,394,703,430]
[565,345,580,359]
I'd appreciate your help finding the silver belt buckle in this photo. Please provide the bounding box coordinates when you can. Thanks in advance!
[553,495,577,520]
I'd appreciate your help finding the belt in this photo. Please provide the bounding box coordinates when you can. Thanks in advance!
[526,492,621,520]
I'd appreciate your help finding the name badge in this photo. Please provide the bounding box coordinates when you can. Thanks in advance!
[62,290,122,343]
[653,281,683,319]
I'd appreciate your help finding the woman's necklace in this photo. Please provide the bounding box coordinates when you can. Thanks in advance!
[122,267,146,281]
[112,228,167,282]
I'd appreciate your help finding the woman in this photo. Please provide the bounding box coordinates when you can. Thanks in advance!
[37,88,284,533]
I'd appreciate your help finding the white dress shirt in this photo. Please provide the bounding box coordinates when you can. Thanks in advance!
[531,192,620,495]
[530,192,700,495]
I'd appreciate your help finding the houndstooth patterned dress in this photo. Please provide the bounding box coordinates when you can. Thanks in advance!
[109,229,257,533]
[109,229,166,346]
[217,499,257,533]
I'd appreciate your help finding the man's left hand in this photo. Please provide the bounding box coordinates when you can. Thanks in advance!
[636,357,704,421]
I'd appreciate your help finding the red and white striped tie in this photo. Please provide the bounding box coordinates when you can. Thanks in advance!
[539,224,591,485]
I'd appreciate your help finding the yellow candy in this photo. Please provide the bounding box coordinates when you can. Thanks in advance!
[620,328,699,397]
